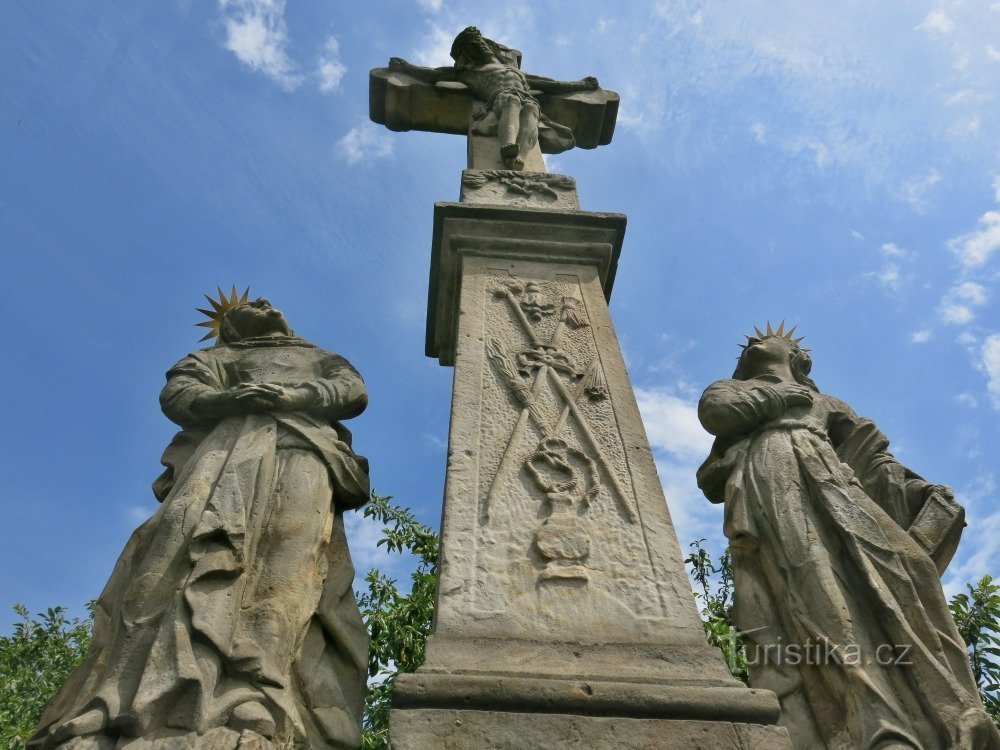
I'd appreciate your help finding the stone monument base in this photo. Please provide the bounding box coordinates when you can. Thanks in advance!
[389,708,790,749]
[388,667,791,749]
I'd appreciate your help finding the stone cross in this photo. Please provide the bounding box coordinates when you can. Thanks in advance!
[370,27,792,749]
[369,26,618,171]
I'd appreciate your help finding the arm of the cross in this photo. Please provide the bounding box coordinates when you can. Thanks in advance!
[523,72,600,95]
[369,67,620,149]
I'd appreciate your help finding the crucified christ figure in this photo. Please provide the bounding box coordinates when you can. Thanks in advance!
[389,26,600,169]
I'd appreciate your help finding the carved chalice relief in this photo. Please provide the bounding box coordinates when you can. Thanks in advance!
[525,438,598,582]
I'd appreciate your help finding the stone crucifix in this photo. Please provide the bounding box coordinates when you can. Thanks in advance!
[369,27,791,749]
[369,26,619,171]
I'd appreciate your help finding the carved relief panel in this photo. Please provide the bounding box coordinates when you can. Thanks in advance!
[441,256,679,641]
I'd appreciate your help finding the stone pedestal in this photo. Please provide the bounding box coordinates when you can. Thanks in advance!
[388,187,791,748]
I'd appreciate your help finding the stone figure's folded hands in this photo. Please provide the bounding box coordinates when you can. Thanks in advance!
[768,382,814,409]
[232,383,313,412]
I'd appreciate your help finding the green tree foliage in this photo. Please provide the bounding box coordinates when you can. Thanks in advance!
[684,539,748,685]
[0,603,92,750]
[356,493,438,750]
[949,575,1000,727]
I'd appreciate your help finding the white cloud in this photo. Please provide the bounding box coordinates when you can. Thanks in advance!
[900,169,941,209]
[916,9,955,34]
[948,115,981,138]
[634,388,713,462]
[956,392,978,407]
[345,509,407,574]
[788,138,831,168]
[950,210,1000,267]
[418,0,444,11]
[316,36,346,93]
[422,432,447,450]
[218,0,302,90]
[750,122,767,143]
[983,333,1000,409]
[881,242,909,257]
[945,88,987,106]
[955,281,989,305]
[867,263,903,293]
[994,174,1000,203]
[599,2,999,203]
[938,281,989,324]
[942,474,1000,597]
[336,122,394,165]
[911,329,932,344]
[413,23,456,66]
[940,305,974,325]
[615,101,648,133]
[634,387,723,549]
[125,505,152,524]
[851,230,866,241]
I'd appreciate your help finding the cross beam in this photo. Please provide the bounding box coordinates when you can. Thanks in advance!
[368,26,618,171]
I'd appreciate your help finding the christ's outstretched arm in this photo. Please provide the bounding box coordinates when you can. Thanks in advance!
[388,57,460,84]
[524,73,599,94]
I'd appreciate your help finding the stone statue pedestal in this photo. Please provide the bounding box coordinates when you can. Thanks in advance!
[388,193,791,748]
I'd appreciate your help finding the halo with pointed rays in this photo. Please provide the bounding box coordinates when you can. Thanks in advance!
[196,285,250,342]
[739,320,808,351]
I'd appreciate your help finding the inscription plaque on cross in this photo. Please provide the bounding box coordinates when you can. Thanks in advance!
[370,26,792,750]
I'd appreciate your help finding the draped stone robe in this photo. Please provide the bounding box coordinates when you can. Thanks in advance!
[697,375,999,750]
[31,335,371,750]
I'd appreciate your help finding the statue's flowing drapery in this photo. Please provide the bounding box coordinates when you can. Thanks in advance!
[31,339,370,749]
[698,376,998,750]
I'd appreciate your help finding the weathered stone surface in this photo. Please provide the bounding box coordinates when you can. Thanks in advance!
[388,709,791,749]
[369,26,618,170]
[460,169,580,208]
[466,134,546,172]
[32,297,370,749]
[390,203,790,747]
[432,224,706,642]
[393,673,780,724]
[369,68,618,148]
[698,326,1000,749]
[426,203,625,365]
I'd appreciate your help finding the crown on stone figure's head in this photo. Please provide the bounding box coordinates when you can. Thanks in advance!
[739,321,808,352]
[196,285,250,342]
[733,320,818,391]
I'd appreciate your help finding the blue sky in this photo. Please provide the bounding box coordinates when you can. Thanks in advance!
[2,0,998,631]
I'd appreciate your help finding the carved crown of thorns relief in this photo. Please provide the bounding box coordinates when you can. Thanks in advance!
[482,280,637,528]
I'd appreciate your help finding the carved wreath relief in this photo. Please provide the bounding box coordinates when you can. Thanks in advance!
[471,273,663,626]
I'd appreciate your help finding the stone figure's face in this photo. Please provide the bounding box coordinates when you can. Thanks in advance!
[223,298,291,340]
[740,335,794,375]
[453,34,493,68]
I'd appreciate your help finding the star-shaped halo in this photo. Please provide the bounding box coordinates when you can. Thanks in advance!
[195,285,249,342]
